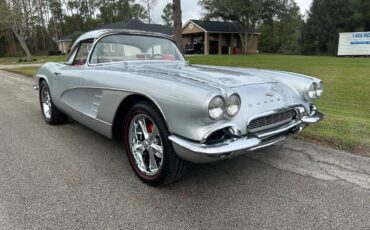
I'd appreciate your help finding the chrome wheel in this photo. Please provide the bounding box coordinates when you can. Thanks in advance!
[128,114,164,176]
[41,86,52,119]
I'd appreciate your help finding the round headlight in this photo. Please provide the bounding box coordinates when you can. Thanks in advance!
[208,96,225,119]
[315,81,324,97]
[226,94,241,117]
[306,82,317,100]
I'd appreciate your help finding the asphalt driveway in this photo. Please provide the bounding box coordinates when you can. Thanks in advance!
[0,70,369,229]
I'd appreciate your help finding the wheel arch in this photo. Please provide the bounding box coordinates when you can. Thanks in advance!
[39,77,46,84]
[37,75,50,86]
[112,94,168,139]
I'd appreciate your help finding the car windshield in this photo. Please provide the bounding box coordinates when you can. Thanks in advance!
[90,34,184,64]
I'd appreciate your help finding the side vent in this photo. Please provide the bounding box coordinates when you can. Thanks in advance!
[90,93,103,115]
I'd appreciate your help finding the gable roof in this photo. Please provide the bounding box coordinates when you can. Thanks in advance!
[96,20,174,36]
[187,20,258,33]
[56,31,83,42]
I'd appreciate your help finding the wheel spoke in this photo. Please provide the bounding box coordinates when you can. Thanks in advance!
[134,151,146,170]
[150,143,163,159]
[133,122,140,139]
[132,141,145,167]
[138,119,149,140]
[148,148,158,170]
[149,126,159,141]
[132,142,144,152]
[43,104,49,114]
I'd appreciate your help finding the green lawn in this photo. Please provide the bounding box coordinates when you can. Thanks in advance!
[188,54,370,154]
[3,67,38,77]
[2,54,369,153]
[0,55,66,64]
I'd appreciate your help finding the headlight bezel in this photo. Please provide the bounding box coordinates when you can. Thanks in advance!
[308,82,317,100]
[208,94,242,120]
[305,81,324,101]
[226,94,241,117]
[315,81,324,97]
[208,96,225,120]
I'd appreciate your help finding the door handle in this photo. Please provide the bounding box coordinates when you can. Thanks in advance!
[54,72,62,76]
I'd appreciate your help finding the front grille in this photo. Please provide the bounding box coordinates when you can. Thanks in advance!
[247,109,297,132]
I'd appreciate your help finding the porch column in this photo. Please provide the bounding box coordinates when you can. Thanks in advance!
[218,33,222,55]
[204,32,209,55]
[61,42,65,54]
[230,34,235,54]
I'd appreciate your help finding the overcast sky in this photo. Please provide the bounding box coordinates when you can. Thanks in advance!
[150,0,313,24]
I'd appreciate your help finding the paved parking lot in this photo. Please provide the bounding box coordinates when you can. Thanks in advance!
[0,70,370,229]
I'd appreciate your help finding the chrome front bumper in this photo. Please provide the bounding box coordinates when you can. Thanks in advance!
[169,110,324,163]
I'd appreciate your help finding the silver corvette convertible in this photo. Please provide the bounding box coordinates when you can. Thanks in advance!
[34,29,324,185]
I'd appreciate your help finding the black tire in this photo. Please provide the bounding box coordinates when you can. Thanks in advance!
[39,81,68,125]
[123,101,190,186]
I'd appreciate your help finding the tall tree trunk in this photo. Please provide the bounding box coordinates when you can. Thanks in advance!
[38,0,47,53]
[13,29,33,62]
[10,32,17,56]
[33,30,38,55]
[172,0,182,52]
[239,33,248,54]
[147,0,151,23]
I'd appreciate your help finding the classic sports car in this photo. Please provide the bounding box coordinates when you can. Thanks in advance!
[34,29,324,186]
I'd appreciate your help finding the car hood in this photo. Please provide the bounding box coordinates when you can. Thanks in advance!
[124,62,278,90]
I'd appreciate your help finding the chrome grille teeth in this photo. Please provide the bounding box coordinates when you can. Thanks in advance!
[247,110,297,132]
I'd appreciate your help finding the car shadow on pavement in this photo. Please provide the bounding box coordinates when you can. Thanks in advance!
[60,117,281,187]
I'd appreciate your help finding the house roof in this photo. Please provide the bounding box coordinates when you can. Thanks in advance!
[56,31,83,42]
[96,20,174,36]
[187,20,258,33]
[57,20,173,43]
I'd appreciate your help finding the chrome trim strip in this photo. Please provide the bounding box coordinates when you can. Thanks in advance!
[66,104,112,126]
[169,135,261,156]
[301,111,324,124]
[254,120,302,139]
[200,124,242,144]
[248,136,287,151]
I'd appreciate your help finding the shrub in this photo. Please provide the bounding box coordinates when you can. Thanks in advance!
[48,50,62,56]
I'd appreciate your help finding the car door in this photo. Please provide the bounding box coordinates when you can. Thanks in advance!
[52,40,94,112]
[55,38,112,137]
